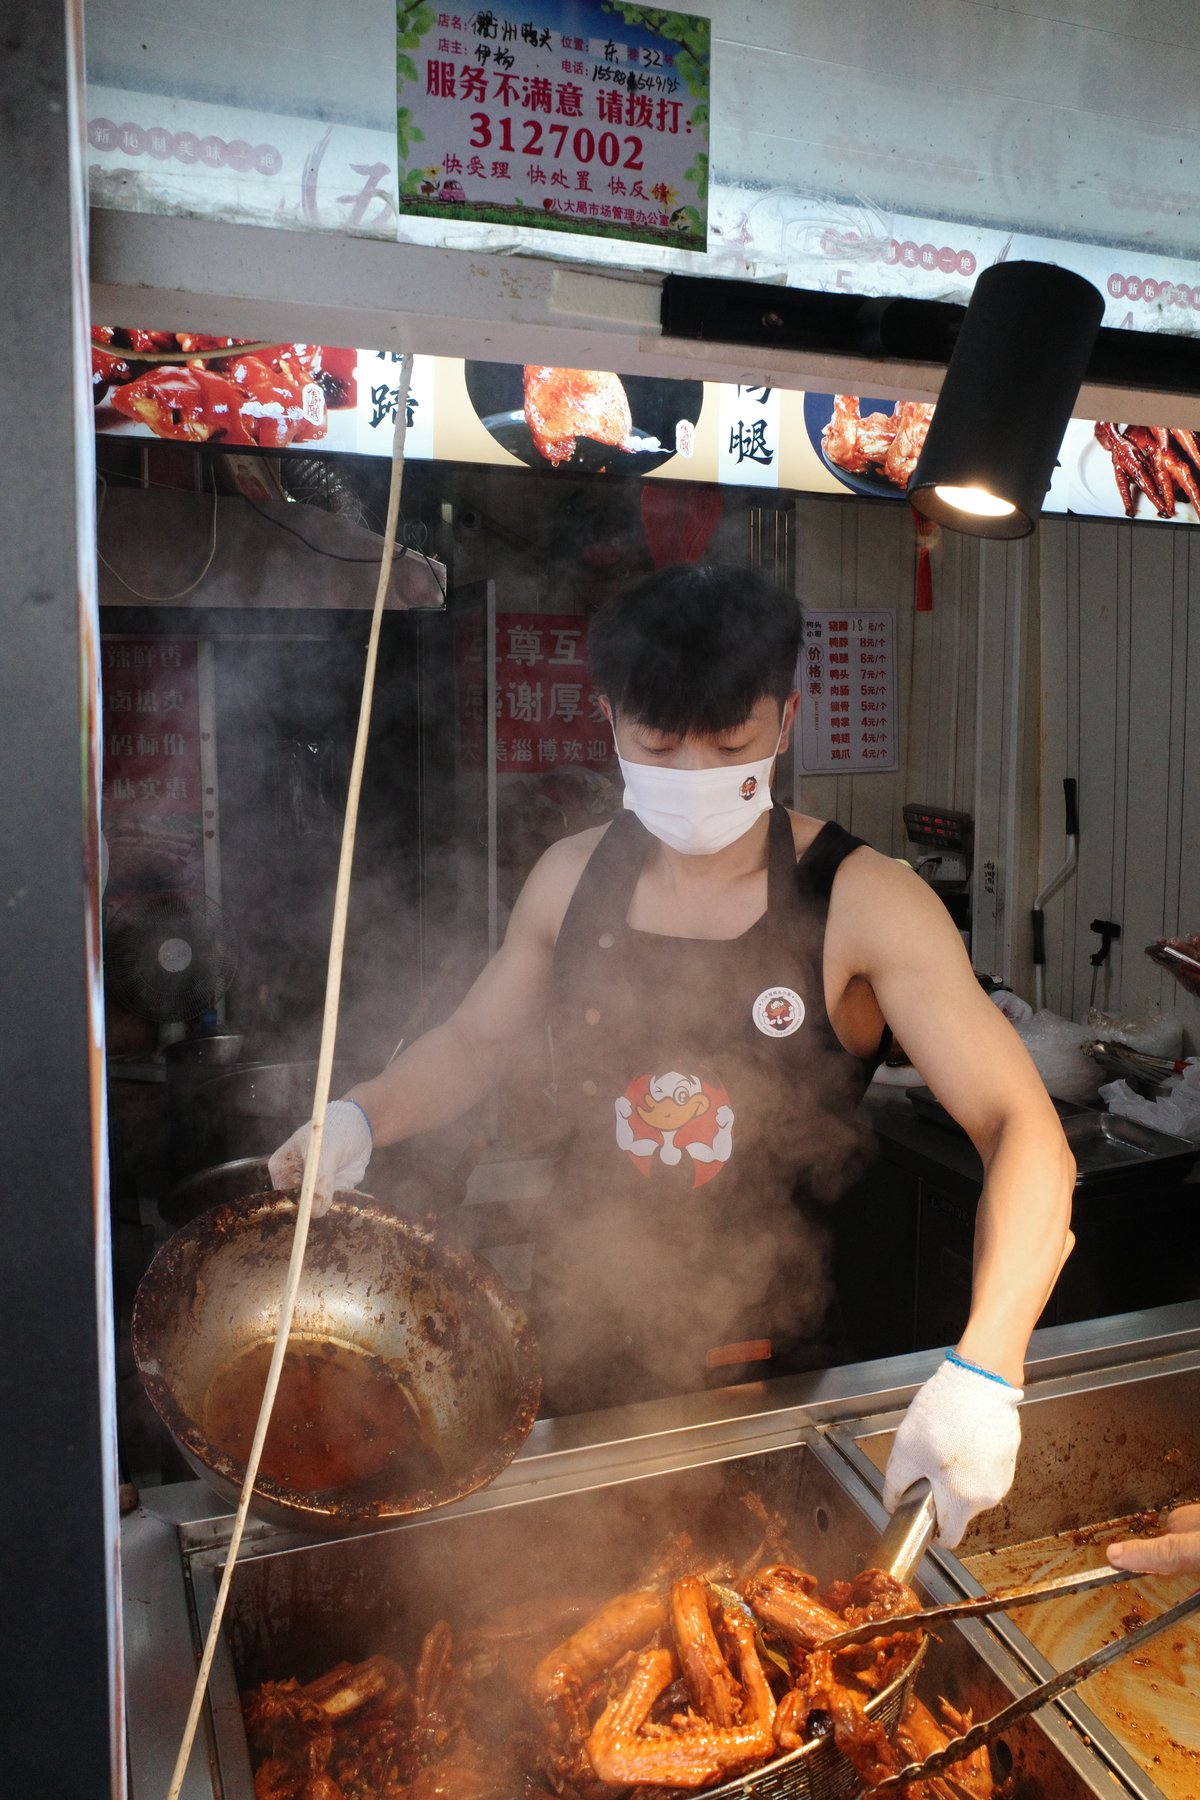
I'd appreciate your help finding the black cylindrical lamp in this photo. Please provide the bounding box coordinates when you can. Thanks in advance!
[909,261,1104,539]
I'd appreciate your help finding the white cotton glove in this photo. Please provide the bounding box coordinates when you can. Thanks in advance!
[267,1098,373,1218]
[883,1357,1023,1548]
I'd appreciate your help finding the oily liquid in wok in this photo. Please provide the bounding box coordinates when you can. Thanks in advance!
[203,1336,444,1494]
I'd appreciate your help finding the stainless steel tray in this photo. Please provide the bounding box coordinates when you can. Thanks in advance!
[124,1405,1134,1799]
[906,1086,1198,1195]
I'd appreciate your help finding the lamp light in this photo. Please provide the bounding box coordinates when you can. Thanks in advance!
[909,261,1104,539]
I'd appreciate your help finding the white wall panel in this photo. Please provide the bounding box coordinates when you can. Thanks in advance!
[792,496,979,860]
[1038,518,1200,1048]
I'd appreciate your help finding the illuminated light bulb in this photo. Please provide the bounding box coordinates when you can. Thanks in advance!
[933,484,1016,518]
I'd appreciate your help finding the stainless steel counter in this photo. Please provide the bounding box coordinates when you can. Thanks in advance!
[122,1301,1200,1799]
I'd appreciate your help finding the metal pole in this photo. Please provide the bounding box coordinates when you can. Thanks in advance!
[0,4,124,1796]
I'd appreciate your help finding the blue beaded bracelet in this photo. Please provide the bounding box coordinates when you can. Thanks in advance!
[947,1349,1015,1389]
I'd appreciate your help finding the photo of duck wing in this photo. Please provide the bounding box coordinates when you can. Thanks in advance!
[523,366,636,466]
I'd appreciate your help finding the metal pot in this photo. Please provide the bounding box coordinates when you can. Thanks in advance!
[160,1155,271,1229]
[167,1061,364,1179]
[200,1060,363,1121]
[162,1033,245,1088]
[132,1190,541,1531]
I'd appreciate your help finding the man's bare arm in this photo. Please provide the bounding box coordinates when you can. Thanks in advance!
[832,853,1074,1384]
[346,829,603,1145]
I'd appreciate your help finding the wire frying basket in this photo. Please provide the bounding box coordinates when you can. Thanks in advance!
[706,1482,937,1800]
[704,1635,928,1800]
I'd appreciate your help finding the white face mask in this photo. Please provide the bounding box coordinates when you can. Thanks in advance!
[615,726,784,856]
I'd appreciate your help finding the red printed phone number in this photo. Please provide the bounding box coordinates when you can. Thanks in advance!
[470,114,644,168]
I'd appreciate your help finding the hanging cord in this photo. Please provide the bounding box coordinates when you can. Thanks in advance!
[164,352,415,1800]
[97,466,220,602]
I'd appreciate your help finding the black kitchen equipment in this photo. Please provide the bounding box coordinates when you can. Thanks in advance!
[1088,917,1121,1011]
[160,1154,271,1228]
[1032,777,1078,1011]
[162,1032,244,1090]
[168,1059,365,1178]
[103,890,238,1024]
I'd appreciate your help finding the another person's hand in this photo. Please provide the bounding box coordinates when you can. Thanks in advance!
[1107,1503,1200,1576]
[267,1098,373,1217]
[1148,933,1200,999]
[883,1356,1022,1548]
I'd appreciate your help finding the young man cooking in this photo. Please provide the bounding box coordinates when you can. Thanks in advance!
[270,563,1074,1547]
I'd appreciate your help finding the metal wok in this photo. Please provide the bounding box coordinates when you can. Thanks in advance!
[132,1190,541,1531]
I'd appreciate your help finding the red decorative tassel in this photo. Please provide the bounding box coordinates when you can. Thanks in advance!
[912,505,938,613]
[640,482,722,567]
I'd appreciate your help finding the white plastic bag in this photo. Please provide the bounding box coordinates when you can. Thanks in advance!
[1100,1062,1200,1139]
[1087,1007,1184,1059]
[1016,1009,1103,1103]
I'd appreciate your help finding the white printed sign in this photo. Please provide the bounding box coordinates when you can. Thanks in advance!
[798,610,897,774]
[717,383,781,488]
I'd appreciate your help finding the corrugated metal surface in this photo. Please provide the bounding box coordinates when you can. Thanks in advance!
[1037,518,1200,1046]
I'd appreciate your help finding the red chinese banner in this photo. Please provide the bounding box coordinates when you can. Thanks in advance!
[455,611,611,772]
[101,638,206,894]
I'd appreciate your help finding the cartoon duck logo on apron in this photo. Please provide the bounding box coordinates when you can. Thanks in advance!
[614,1069,734,1187]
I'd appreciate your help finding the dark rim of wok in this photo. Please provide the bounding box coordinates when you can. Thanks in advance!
[132,1190,542,1522]
[704,1633,928,1797]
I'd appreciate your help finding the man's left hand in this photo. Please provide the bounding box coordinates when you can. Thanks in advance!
[1108,1504,1200,1575]
[883,1358,1022,1547]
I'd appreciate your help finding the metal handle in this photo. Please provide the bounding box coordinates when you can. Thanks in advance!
[873,1479,937,1585]
[1063,777,1079,838]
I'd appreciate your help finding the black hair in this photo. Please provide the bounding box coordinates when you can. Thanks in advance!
[588,562,801,734]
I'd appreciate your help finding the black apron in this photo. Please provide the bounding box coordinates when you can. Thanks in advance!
[534,805,881,1415]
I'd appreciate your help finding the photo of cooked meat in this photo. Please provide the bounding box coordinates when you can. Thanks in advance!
[817,394,935,493]
[92,329,358,448]
[464,359,704,475]
[523,365,635,467]
[1093,421,1200,520]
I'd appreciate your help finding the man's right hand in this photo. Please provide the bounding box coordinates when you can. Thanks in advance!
[267,1098,373,1217]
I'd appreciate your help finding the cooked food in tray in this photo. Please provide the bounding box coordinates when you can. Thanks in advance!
[242,1524,1003,1799]
[821,396,935,490]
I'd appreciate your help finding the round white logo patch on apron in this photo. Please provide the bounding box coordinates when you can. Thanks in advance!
[752,986,805,1037]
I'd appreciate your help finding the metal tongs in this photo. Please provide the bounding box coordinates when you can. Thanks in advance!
[820,1560,1135,1653]
[865,1578,1200,1792]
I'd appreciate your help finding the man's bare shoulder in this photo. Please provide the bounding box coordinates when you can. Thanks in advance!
[786,809,909,892]
[824,835,961,973]
[512,822,612,944]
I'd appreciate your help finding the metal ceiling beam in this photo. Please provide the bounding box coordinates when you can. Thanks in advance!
[90,208,1200,426]
[87,209,945,396]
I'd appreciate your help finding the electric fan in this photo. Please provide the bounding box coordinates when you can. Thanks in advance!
[103,891,238,1025]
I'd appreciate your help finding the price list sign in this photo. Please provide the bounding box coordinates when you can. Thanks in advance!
[396,1,710,250]
[456,612,611,771]
[798,611,897,775]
